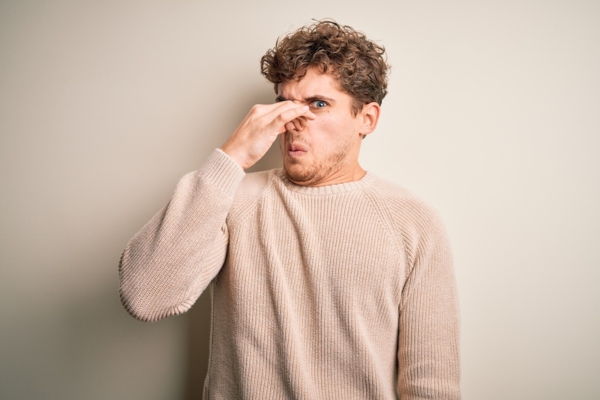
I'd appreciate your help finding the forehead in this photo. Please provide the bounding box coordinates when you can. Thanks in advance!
[277,68,345,99]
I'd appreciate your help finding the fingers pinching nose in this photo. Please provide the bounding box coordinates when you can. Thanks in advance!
[285,121,295,132]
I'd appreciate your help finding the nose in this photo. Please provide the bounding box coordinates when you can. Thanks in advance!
[285,121,296,132]
[285,116,308,133]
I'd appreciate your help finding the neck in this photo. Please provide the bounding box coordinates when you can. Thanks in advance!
[288,164,366,187]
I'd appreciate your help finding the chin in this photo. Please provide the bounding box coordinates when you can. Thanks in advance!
[283,163,320,185]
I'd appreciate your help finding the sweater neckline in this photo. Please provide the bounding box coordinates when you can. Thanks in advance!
[274,169,375,195]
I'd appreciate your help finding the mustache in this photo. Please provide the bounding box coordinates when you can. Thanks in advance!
[284,134,310,151]
[284,132,309,144]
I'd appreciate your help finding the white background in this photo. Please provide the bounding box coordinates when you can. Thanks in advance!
[1,0,598,398]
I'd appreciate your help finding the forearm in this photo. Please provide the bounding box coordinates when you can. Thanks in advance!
[119,149,245,322]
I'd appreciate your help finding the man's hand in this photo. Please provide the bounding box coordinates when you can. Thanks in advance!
[220,101,316,170]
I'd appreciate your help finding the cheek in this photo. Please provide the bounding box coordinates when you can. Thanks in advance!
[310,113,339,136]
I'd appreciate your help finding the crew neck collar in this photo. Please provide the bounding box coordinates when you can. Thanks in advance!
[275,169,375,195]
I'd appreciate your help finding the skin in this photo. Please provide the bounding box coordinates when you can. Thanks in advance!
[221,67,380,187]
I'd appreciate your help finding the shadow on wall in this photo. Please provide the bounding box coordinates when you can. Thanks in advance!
[184,142,283,399]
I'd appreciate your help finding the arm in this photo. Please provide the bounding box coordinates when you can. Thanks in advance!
[119,149,244,322]
[119,101,314,322]
[397,208,461,399]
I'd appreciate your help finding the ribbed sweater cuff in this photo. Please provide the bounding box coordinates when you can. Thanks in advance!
[198,148,246,196]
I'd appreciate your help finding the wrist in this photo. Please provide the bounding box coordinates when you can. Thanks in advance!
[219,144,249,170]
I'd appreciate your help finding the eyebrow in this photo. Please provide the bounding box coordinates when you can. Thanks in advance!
[276,95,336,103]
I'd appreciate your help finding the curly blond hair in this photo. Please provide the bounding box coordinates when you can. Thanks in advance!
[260,20,390,115]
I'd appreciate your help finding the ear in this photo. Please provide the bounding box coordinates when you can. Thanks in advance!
[358,102,381,138]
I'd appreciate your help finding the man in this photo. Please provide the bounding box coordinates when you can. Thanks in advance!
[119,20,460,399]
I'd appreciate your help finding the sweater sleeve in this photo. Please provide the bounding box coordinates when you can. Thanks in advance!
[119,149,246,322]
[397,205,461,399]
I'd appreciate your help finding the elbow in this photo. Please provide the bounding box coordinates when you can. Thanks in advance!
[119,288,158,322]
[117,250,196,322]
[119,287,192,322]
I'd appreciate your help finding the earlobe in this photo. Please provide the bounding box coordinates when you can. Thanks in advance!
[359,102,381,137]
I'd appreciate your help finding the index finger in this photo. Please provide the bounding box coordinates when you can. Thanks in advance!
[267,102,314,122]
[269,105,315,132]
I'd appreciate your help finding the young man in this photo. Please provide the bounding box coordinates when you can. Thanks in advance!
[120,20,460,399]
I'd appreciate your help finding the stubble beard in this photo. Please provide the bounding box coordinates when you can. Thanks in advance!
[282,136,352,186]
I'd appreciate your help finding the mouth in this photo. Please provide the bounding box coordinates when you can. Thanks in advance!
[287,143,307,157]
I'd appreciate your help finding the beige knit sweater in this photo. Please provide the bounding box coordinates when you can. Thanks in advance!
[119,149,460,399]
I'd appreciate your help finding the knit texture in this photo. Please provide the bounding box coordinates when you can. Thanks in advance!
[119,149,461,399]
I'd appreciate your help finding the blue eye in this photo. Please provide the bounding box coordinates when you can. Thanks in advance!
[312,100,327,108]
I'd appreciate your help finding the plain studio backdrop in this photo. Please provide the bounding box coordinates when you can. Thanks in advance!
[1,1,598,399]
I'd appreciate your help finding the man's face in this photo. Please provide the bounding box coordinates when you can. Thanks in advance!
[277,68,369,187]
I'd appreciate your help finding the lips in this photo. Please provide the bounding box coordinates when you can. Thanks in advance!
[288,143,307,152]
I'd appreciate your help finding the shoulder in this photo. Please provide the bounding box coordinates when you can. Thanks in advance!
[365,174,444,229]
[229,168,280,215]
[237,168,274,194]
[364,174,449,257]
[364,175,452,279]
